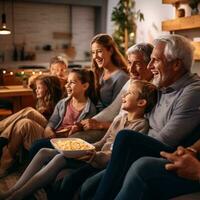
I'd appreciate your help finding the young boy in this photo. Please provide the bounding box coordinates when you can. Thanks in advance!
[86,80,157,168]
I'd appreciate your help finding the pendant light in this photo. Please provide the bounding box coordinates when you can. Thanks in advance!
[0,0,11,35]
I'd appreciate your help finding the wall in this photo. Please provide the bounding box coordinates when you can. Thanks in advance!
[106,0,200,75]
[0,1,95,66]
[72,6,94,60]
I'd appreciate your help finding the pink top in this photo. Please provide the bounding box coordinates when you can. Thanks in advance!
[56,101,82,131]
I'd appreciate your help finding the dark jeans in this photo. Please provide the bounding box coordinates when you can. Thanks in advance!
[56,164,101,200]
[29,138,53,160]
[114,156,200,200]
[93,130,174,200]
[81,170,105,200]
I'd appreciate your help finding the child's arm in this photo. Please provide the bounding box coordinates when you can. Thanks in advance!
[44,126,56,138]
[88,151,111,169]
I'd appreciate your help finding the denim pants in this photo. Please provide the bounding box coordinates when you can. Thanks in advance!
[93,130,174,200]
[114,156,200,200]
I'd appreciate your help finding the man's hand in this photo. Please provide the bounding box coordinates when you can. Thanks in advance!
[160,149,200,181]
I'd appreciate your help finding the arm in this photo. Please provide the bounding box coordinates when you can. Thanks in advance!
[111,72,129,102]
[81,119,111,130]
[93,80,130,122]
[151,86,200,147]
[47,100,63,129]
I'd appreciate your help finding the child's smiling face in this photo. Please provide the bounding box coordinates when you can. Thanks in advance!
[35,80,48,99]
[65,72,88,98]
[121,82,142,112]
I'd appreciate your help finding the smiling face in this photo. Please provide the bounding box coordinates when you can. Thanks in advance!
[127,52,152,81]
[35,80,48,99]
[50,63,68,80]
[65,72,88,98]
[148,42,177,88]
[91,42,112,69]
[121,82,143,112]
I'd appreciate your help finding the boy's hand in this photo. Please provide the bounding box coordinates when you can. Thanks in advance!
[76,150,96,162]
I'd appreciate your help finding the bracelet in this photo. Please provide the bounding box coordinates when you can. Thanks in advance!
[186,147,198,154]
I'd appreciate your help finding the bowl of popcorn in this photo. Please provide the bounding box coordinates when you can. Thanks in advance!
[50,138,95,158]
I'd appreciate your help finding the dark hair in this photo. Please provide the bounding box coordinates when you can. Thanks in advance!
[132,80,157,113]
[69,68,98,104]
[91,33,128,90]
[35,75,63,118]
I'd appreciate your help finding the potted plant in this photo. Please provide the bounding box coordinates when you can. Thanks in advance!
[189,0,200,15]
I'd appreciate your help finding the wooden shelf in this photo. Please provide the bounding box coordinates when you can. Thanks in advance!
[192,42,200,60]
[162,15,200,31]
[162,0,188,4]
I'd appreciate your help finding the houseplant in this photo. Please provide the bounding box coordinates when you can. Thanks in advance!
[189,0,200,15]
[111,0,144,54]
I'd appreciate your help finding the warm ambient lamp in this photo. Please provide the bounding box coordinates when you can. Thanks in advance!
[0,13,11,35]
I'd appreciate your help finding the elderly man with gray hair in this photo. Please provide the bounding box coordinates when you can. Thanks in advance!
[80,34,200,200]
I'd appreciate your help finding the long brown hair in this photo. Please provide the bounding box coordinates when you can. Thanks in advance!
[91,33,128,90]
[35,75,62,119]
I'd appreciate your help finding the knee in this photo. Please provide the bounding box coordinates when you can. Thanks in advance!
[24,107,34,113]
[37,148,55,159]
[53,154,65,162]
[13,119,33,134]
[130,157,167,180]
[114,130,139,147]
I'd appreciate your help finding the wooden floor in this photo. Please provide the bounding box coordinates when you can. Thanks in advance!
[0,170,47,200]
[0,170,21,192]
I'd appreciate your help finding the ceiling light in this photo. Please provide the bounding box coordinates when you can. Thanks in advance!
[0,13,11,35]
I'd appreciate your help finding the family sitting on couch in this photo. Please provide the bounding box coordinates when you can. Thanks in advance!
[0,33,200,200]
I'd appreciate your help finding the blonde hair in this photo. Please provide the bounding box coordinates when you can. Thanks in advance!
[49,56,68,69]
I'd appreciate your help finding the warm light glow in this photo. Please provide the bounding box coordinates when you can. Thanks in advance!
[0,29,11,35]
[0,14,11,35]
[10,71,13,75]
[2,70,6,74]
[32,71,35,75]
[39,71,42,75]
[21,71,25,75]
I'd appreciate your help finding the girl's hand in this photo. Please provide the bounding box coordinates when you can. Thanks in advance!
[68,125,80,136]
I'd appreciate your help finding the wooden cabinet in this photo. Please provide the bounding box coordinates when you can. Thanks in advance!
[162,0,188,4]
[162,0,200,60]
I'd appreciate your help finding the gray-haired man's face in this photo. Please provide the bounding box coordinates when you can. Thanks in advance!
[127,52,152,82]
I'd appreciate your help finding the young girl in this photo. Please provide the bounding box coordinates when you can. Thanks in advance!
[0,75,62,177]
[44,68,97,139]
[34,75,63,120]
[0,69,96,177]
[0,80,157,200]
